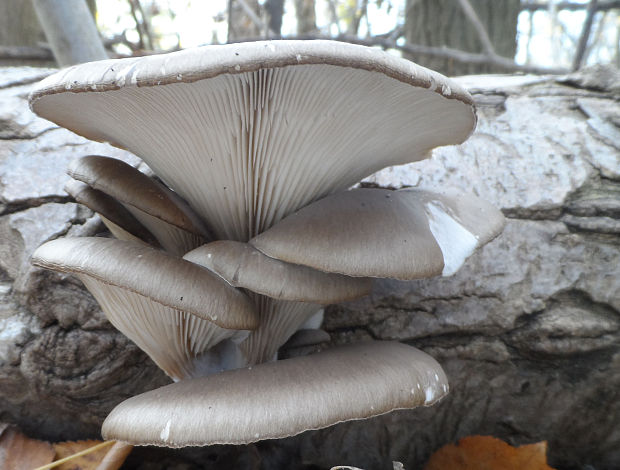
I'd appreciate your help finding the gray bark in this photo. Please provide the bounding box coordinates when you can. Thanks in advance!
[0,0,49,66]
[265,0,285,37]
[405,0,521,75]
[31,0,107,66]
[295,0,317,35]
[0,65,619,469]
[227,0,262,41]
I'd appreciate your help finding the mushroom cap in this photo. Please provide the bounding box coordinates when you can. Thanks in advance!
[281,328,331,350]
[68,155,211,238]
[29,40,475,241]
[412,188,506,276]
[64,179,159,246]
[250,188,445,280]
[31,237,257,329]
[101,341,448,447]
[183,240,372,303]
[250,187,505,280]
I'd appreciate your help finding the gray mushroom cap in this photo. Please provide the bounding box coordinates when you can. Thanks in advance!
[250,188,445,280]
[102,341,449,447]
[64,179,159,246]
[29,40,475,241]
[68,156,210,237]
[250,187,505,280]
[68,155,210,255]
[31,237,257,329]
[183,241,372,303]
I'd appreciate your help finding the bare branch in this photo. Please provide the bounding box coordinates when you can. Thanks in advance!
[572,0,599,70]
[456,0,496,56]
[0,45,53,61]
[131,0,154,50]
[521,0,620,11]
[281,33,568,75]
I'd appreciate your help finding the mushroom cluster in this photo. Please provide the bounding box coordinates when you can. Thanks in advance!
[28,41,504,447]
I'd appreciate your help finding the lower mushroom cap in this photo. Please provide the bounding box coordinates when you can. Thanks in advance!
[102,341,448,447]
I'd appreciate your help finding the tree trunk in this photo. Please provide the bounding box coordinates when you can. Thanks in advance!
[295,0,317,34]
[0,0,48,66]
[1,65,619,469]
[31,0,107,66]
[404,0,520,75]
[227,0,262,41]
[265,0,285,37]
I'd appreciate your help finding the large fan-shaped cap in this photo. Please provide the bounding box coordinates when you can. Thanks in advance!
[183,241,372,303]
[31,237,257,329]
[30,40,475,241]
[102,341,448,447]
[250,187,504,280]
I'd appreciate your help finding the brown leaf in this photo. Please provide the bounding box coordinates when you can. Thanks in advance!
[52,440,130,470]
[424,435,557,470]
[0,423,56,470]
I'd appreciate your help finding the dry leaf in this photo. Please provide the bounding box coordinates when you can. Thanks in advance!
[52,440,130,470]
[94,441,133,470]
[424,435,556,470]
[0,423,56,470]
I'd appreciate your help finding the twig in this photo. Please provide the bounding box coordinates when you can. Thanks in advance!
[326,0,342,35]
[572,0,599,70]
[584,11,609,63]
[283,33,568,74]
[0,45,53,61]
[456,0,496,56]
[33,440,116,470]
[128,0,154,50]
[521,0,620,11]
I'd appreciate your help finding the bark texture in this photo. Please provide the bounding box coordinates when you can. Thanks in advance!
[0,66,619,469]
[405,0,521,75]
[227,0,262,41]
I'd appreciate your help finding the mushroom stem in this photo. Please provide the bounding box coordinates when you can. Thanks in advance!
[239,293,321,365]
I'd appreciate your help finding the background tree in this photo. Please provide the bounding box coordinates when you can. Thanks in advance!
[0,0,48,66]
[296,0,317,34]
[227,0,262,41]
[404,0,521,75]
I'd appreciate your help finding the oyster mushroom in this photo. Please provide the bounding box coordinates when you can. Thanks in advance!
[28,40,504,448]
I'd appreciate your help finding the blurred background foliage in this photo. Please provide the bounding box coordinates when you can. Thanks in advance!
[0,0,619,75]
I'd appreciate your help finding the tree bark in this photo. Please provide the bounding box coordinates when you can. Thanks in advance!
[265,0,285,37]
[31,0,107,66]
[227,0,262,41]
[404,0,521,75]
[295,0,317,35]
[1,66,619,469]
[0,0,48,66]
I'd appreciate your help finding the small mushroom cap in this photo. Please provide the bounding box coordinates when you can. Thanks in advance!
[64,179,159,246]
[183,241,372,303]
[413,188,506,276]
[251,188,505,280]
[102,340,448,447]
[281,328,331,350]
[68,155,211,239]
[251,188,445,280]
[31,237,257,330]
[30,40,475,241]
